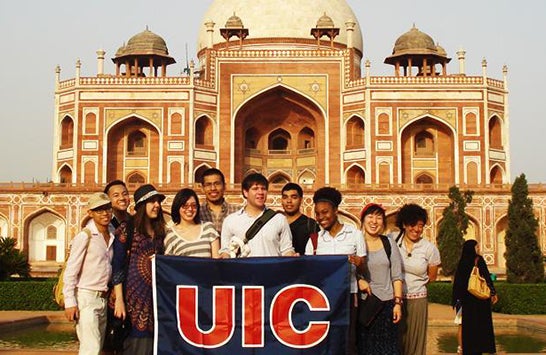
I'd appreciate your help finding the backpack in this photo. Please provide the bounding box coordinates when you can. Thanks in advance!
[53,228,92,308]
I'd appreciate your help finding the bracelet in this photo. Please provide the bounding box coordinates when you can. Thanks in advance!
[394,297,403,305]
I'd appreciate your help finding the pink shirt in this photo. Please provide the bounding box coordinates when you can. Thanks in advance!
[62,220,114,308]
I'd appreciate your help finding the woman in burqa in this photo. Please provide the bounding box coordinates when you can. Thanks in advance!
[452,239,498,354]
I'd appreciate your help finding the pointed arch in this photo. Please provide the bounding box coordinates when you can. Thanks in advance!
[464,112,477,135]
[233,83,327,118]
[0,214,8,238]
[194,163,213,184]
[466,161,479,185]
[269,171,291,185]
[105,115,162,183]
[377,161,391,184]
[60,115,74,149]
[488,115,503,150]
[243,169,261,179]
[57,164,73,184]
[169,161,182,184]
[127,171,146,185]
[268,128,291,151]
[233,85,325,184]
[415,173,434,184]
[399,115,456,185]
[345,164,366,186]
[414,130,434,157]
[345,115,365,149]
[298,127,315,150]
[84,112,97,135]
[24,209,66,263]
[195,115,214,148]
[297,169,316,186]
[170,112,183,135]
[377,112,390,135]
[490,164,505,184]
[127,130,147,156]
[83,160,96,184]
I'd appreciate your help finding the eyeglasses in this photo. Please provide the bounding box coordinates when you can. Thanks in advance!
[203,181,223,190]
[181,203,198,210]
[92,207,112,215]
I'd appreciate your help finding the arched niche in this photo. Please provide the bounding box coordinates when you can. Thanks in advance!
[26,210,66,262]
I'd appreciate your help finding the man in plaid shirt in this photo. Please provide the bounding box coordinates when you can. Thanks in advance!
[199,168,239,234]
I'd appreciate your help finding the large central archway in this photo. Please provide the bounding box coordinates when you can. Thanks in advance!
[106,117,161,183]
[400,117,455,185]
[233,86,325,184]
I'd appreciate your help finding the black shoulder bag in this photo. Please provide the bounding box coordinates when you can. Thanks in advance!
[358,235,392,327]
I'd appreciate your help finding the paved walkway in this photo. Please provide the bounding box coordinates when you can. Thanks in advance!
[0,304,545,354]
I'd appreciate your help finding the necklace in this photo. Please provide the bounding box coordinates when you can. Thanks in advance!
[404,238,414,258]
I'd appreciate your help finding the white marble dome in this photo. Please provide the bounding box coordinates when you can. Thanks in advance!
[198,0,363,52]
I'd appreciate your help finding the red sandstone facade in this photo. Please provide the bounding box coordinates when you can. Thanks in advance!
[0,2,544,276]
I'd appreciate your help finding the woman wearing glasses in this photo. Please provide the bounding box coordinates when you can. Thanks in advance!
[165,188,220,258]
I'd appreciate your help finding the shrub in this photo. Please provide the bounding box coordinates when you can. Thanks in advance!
[0,237,31,280]
[427,281,546,314]
[0,279,60,310]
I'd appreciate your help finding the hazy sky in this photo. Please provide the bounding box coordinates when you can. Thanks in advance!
[1,0,545,183]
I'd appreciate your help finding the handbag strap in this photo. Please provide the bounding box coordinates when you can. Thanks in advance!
[78,228,93,272]
[309,232,319,255]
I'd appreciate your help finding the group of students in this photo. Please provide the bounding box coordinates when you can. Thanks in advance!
[62,167,498,355]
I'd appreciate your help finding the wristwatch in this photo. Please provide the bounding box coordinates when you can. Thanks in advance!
[394,296,403,305]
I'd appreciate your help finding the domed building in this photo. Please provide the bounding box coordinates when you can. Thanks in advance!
[0,0,544,276]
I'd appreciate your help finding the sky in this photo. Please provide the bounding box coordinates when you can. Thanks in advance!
[0,0,545,183]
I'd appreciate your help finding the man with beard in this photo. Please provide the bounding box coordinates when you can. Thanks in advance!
[281,182,319,255]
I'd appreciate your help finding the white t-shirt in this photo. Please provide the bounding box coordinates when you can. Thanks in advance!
[220,208,294,257]
[305,224,366,293]
[392,231,441,298]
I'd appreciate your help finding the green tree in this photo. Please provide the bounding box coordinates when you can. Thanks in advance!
[437,186,474,277]
[505,173,544,283]
[0,236,31,280]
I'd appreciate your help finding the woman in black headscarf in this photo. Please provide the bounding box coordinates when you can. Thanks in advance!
[452,239,498,354]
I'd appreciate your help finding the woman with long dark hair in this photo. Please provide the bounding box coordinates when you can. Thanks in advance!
[452,239,498,354]
[165,188,220,257]
[112,184,167,355]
